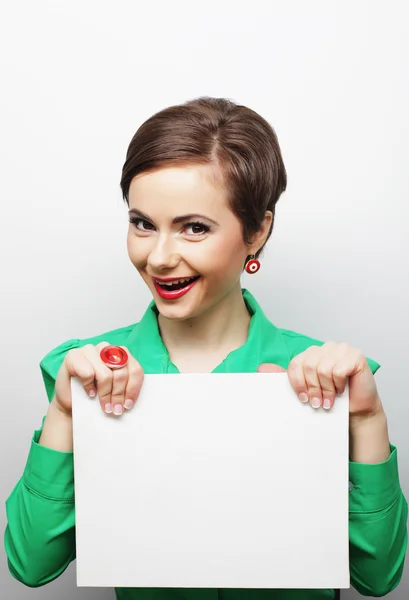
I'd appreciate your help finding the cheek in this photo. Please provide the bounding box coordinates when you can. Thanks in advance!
[127,233,147,269]
[198,235,246,276]
[126,234,137,264]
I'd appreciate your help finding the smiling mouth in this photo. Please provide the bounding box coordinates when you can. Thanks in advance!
[152,276,200,300]
[154,276,200,291]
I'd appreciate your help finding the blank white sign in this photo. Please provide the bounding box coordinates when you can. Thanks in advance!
[71,373,350,589]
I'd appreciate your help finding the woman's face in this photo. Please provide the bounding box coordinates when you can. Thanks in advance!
[127,164,270,321]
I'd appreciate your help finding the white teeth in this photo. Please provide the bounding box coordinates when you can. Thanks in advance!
[156,277,196,287]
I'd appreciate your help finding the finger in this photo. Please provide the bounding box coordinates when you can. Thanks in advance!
[82,342,118,415]
[332,348,365,394]
[332,343,351,394]
[257,363,287,373]
[288,355,310,404]
[61,347,97,402]
[316,356,338,410]
[95,342,129,415]
[109,367,129,416]
[299,347,323,408]
[118,346,144,410]
[317,342,352,406]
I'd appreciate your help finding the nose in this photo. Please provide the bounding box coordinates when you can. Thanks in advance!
[147,234,180,272]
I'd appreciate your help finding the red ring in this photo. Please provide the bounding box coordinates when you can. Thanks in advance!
[100,345,129,369]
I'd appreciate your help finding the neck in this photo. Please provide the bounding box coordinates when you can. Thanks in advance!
[157,284,251,363]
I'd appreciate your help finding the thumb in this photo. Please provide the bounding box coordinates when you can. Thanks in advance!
[257,363,287,373]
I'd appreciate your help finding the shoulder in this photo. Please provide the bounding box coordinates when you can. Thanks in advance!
[39,322,137,402]
[277,326,380,375]
[278,326,325,357]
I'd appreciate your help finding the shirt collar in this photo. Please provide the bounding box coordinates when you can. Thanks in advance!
[125,289,291,374]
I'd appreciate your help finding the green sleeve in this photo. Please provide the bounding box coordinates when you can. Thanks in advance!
[39,338,81,402]
[4,338,79,587]
[4,327,135,587]
[282,333,408,593]
[348,445,408,596]
[4,421,76,587]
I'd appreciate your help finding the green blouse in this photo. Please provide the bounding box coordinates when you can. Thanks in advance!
[4,290,408,599]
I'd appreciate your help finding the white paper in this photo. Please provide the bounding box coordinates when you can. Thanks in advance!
[72,373,350,589]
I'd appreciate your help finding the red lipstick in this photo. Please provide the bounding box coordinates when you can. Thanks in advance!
[153,276,199,300]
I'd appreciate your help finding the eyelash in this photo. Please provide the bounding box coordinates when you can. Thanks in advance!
[128,217,210,236]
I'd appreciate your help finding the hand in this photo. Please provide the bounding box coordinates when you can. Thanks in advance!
[258,341,383,416]
[53,342,144,417]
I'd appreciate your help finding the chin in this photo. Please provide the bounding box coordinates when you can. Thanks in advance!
[148,277,207,321]
[155,299,199,321]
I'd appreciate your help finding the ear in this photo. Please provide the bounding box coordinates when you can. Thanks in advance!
[248,211,273,255]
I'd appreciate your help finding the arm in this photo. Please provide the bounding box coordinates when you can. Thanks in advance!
[348,408,408,596]
[4,337,79,587]
[4,404,76,587]
[4,326,138,586]
[274,339,408,596]
[5,325,140,586]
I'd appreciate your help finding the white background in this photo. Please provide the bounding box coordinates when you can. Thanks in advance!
[0,1,408,599]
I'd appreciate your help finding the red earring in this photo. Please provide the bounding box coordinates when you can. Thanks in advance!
[245,255,260,274]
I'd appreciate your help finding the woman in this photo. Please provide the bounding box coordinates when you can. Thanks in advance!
[4,97,408,599]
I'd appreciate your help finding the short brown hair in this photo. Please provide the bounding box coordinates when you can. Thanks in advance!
[120,96,287,257]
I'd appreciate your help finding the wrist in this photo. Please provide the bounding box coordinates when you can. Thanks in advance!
[39,400,74,452]
[349,400,390,464]
[349,395,384,427]
[50,397,72,419]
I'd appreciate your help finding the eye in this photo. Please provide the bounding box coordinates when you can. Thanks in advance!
[129,217,155,232]
[184,222,210,236]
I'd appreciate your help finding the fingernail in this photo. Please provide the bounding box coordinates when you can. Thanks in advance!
[88,389,96,398]
[323,398,331,410]
[311,397,321,409]
[105,403,113,414]
[113,404,123,415]
[299,392,309,403]
[124,399,134,410]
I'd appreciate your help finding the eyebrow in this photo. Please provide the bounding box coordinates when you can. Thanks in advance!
[128,208,219,226]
